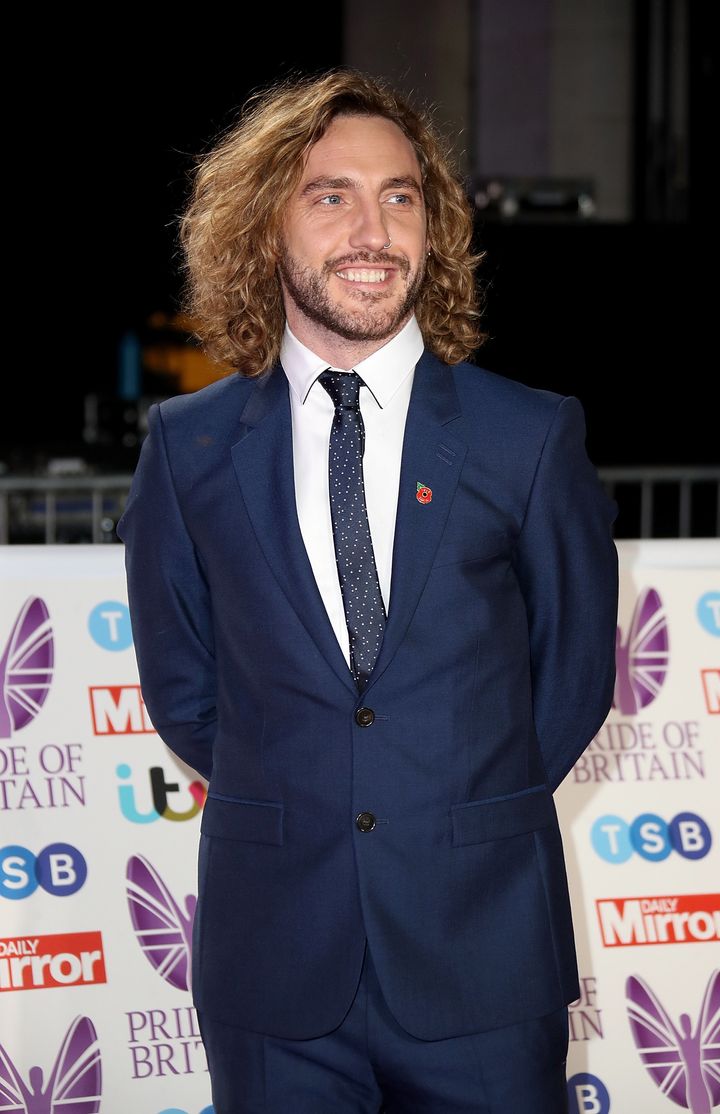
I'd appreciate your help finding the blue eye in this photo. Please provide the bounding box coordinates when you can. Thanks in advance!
[320,195,342,205]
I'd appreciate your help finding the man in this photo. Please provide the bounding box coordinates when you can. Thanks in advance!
[118,70,618,1113]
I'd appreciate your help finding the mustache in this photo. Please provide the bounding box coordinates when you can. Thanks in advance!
[323,252,408,275]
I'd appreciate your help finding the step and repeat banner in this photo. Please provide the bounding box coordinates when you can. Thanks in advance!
[1,540,718,1113]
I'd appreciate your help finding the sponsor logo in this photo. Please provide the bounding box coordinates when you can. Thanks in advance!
[0,1015,102,1111]
[88,600,133,651]
[0,741,86,811]
[126,855,196,990]
[0,932,107,991]
[116,764,206,823]
[1,843,87,899]
[591,812,712,863]
[572,719,707,783]
[567,1073,611,1114]
[701,669,720,714]
[0,596,53,738]
[158,1108,214,1114]
[89,685,156,735]
[596,894,720,947]
[697,591,720,637]
[127,1007,209,1079]
[614,587,669,714]
[626,970,720,1113]
[568,976,603,1042]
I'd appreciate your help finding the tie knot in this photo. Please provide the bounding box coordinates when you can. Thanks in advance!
[319,369,362,411]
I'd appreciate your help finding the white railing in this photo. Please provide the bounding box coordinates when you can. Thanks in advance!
[0,467,718,544]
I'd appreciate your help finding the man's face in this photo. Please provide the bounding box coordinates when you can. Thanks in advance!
[278,113,428,348]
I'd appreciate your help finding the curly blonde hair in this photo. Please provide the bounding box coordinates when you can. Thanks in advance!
[179,70,485,376]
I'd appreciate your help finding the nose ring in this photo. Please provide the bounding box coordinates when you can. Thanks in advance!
[383,237,392,249]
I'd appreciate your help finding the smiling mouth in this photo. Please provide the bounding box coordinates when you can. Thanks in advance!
[335,269,389,283]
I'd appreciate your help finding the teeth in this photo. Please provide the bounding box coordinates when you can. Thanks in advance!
[336,269,387,283]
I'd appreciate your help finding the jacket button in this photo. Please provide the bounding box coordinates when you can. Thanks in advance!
[355,706,375,727]
[356,811,376,832]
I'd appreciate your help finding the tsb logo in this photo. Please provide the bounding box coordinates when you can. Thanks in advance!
[591,812,712,863]
[87,600,133,651]
[0,843,87,899]
[567,1073,610,1114]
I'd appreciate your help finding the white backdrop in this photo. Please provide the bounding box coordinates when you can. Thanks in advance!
[1,540,718,1114]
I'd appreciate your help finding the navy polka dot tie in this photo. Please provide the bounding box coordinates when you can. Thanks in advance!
[319,370,386,691]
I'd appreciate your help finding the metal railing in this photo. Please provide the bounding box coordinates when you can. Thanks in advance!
[0,476,131,545]
[601,467,720,539]
[0,467,718,544]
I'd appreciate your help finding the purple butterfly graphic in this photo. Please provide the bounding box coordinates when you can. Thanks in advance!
[626,971,720,1113]
[0,597,54,738]
[126,854,197,991]
[613,586,669,714]
[0,1015,101,1113]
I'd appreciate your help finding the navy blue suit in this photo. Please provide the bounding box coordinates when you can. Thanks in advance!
[118,352,617,1051]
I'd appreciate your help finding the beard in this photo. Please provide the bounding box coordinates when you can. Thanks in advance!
[277,247,425,343]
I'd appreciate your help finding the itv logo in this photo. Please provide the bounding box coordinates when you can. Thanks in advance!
[116,764,206,823]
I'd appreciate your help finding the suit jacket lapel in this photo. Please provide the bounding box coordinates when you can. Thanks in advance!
[364,350,467,693]
[230,351,467,699]
[231,366,358,696]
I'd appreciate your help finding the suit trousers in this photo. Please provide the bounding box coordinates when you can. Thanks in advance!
[197,945,570,1113]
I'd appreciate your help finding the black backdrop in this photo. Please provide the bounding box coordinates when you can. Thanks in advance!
[7,14,712,473]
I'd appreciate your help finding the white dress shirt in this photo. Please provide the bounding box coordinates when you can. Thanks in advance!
[280,316,424,667]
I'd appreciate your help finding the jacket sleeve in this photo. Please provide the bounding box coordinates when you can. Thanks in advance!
[512,395,618,791]
[116,403,216,782]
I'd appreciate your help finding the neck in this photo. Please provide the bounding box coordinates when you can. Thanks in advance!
[283,309,412,370]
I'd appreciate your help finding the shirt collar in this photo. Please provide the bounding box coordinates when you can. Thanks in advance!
[280,316,424,408]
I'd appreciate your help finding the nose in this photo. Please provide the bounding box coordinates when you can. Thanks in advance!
[348,200,390,253]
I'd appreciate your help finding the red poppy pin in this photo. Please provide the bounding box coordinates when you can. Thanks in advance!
[416,482,432,504]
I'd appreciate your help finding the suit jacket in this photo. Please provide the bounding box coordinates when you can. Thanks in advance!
[117,350,618,1041]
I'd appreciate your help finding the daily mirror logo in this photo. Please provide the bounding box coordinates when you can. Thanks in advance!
[701,669,720,715]
[89,685,155,735]
[614,587,669,715]
[0,597,54,738]
[0,932,107,992]
[626,970,719,1112]
[597,894,720,947]
[0,1014,102,1112]
[126,855,196,990]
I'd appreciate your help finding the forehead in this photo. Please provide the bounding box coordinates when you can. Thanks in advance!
[299,114,422,184]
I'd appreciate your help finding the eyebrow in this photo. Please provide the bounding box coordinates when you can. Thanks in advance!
[299,175,423,198]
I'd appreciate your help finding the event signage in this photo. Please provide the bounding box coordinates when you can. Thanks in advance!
[0,1015,102,1111]
[2,529,718,1108]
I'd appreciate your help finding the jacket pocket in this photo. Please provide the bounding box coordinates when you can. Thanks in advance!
[201,792,284,846]
[432,530,509,569]
[451,784,554,847]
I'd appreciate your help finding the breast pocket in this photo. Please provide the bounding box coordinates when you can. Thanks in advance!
[432,530,509,569]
